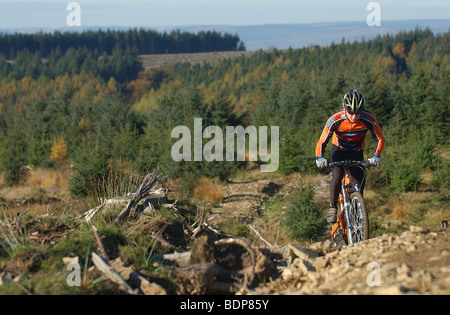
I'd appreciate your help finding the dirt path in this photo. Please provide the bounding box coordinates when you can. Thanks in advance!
[207,170,309,243]
[209,177,274,228]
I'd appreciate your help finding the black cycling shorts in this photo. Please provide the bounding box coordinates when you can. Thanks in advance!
[329,145,366,207]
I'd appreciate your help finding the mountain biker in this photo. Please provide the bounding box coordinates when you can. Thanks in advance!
[315,89,385,223]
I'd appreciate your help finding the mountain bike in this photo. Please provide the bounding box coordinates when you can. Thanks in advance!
[328,160,371,247]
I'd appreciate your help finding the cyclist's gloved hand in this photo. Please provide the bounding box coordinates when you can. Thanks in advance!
[316,157,328,168]
[368,155,380,167]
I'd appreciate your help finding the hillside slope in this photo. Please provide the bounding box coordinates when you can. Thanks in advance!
[139,50,255,70]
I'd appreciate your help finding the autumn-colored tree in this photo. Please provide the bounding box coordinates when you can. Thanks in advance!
[49,136,68,165]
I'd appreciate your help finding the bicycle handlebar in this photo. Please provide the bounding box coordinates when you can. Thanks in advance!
[328,160,371,168]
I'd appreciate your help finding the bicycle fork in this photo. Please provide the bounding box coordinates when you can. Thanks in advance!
[342,172,354,245]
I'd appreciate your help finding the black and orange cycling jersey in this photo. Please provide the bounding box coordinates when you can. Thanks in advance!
[315,109,385,158]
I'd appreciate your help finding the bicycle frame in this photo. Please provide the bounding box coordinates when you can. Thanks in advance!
[330,161,368,246]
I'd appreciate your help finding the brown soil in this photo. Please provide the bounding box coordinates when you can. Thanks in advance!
[138,215,188,249]
[2,250,43,276]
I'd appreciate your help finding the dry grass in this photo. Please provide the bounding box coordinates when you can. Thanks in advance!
[418,170,433,191]
[193,177,224,204]
[391,197,410,220]
[383,191,449,230]
[390,192,433,219]
[0,168,70,196]
[0,168,72,216]
[25,168,70,188]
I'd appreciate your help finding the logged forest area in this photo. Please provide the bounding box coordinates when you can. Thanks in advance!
[0,28,449,295]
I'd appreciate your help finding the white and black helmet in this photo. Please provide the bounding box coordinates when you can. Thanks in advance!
[343,89,365,115]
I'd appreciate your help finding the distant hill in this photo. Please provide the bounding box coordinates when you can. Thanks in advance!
[156,19,450,50]
[1,19,449,51]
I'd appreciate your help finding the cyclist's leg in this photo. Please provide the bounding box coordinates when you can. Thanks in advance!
[349,151,365,195]
[330,146,345,208]
[330,167,343,208]
[351,168,366,195]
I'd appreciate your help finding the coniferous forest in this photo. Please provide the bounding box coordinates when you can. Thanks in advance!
[0,26,449,295]
[0,28,244,58]
[1,28,448,194]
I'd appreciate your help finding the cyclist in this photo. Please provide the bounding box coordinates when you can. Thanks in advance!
[315,89,385,223]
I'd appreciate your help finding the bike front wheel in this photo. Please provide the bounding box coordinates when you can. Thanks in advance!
[348,192,370,244]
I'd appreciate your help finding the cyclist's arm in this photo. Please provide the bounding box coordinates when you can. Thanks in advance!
[315,116,336,157]
[368,115,385,156]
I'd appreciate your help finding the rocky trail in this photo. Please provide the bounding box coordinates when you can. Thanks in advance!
[208,171,309,243]
[209,176,284,237]
[203,171,450,295]
[260,227,450,295]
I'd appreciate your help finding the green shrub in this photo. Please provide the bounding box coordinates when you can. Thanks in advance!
[2,157,22,186]
[278,135,303,175]
[283,186,327,242]
[0,139,25,186]
[433,160,449,207]
[390,163,421,192]
[432,159,450,191]
[412,143,439,171]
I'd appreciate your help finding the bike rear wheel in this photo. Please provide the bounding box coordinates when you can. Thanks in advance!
[348,192,370,244]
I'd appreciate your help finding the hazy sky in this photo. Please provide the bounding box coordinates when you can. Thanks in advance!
[0,0,449,29]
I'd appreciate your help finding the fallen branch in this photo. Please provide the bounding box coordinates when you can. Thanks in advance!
[248,224,273,247]
[161,199,178,210]
[12,279,33,296]
[91,252,136,295]
[161,251,191,267]
[191,213,231,238]
[75,202,106,224]
[110,258,166,295]
[115,168,160,224]
[92,225,109,260]
[191,211,205,238]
